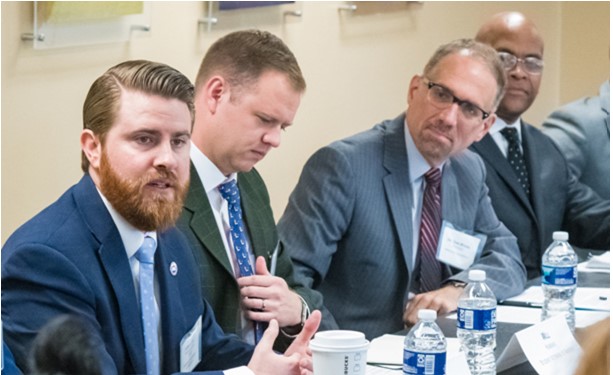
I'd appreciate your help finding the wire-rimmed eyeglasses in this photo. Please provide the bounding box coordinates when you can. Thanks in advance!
[498,51,544,75]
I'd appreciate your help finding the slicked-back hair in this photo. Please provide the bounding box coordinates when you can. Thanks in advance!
[81,60,194,173]
[195,29,305,96]
[423,38,507,109]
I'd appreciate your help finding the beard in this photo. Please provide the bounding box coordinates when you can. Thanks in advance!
[98,152,189,232]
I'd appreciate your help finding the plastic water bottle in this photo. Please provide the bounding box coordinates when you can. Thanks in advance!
[541,231,577,331]
[403,309,446,375]
[457,270,497,375]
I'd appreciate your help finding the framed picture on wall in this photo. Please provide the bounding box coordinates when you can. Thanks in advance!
[218,2,294,11]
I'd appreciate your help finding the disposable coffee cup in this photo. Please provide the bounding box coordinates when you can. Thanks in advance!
[310,330,370,375]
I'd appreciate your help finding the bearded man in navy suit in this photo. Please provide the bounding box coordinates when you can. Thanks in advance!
[1,60,320,375]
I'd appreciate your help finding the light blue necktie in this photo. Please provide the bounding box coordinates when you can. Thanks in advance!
[136,236,160,375]
[219,180,265,343]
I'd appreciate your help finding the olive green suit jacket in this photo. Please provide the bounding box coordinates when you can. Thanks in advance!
[177,163,321,349]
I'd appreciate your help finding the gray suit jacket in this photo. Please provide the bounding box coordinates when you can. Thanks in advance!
[278,114,526,340]
[470,122,609,279]
[542,80,610,200]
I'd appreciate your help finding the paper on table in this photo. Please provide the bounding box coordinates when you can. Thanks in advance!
[504,286,610,311]
[496,305,610,327]
[497,315,582,375]
[367,334,404,365]
[578,251,610,274]
[366,364,400,374]
[587,251,610,268]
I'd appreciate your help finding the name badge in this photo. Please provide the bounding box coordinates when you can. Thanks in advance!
[436,221,486,270]
[180,315,202,372]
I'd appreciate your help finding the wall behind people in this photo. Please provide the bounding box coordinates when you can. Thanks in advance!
[1,1,609,242]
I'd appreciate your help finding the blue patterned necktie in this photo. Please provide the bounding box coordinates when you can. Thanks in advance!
[418,168,443,292]
[218,180,264,343]
[500,127,531,197]
[136,236,160,375]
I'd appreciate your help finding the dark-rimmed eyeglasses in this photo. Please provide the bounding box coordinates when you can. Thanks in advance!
[423,80,490,121]
[498,51,544,75]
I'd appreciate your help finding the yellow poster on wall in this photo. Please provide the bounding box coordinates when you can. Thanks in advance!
[38,1,144,24]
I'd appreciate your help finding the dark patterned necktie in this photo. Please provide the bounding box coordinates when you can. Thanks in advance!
[418,168,443,292]
[218,180,264,343]
[500,127,531,196]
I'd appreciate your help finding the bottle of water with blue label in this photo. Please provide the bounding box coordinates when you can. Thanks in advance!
[541,231,577,331]
[457,270,496,375]
[403,309,446,375]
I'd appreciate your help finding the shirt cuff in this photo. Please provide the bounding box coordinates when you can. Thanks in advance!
[224,366,254,375]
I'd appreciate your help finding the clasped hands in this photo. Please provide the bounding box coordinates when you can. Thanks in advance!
[403,284,464,326]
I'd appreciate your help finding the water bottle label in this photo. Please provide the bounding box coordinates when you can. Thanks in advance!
[457,308,496,330]
[403,349,446,375]
[541,265,577,286]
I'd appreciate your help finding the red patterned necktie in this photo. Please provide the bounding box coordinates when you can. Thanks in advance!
[418,167,443,292]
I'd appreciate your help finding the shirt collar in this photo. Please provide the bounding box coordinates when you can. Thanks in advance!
[190,141,238,192]
[97,188,157,260]
[404,120,444,183]
[491,116,522,138]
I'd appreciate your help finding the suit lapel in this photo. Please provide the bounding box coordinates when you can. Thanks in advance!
[184,163,233,274]
[75,176,147,374]
[472,134,535,217]
[440,161,462,276]
[440,161,462,225]
[521,122,545,230]
[156,234,186,374]
[382,116,414,275]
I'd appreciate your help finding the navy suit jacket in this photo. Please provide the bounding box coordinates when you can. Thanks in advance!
[2,175,253,374]
[470,122,610,279]
[278,114,526,340]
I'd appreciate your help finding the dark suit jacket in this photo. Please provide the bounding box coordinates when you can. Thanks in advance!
[2,175,253,375]
[278,114,526,340]
[177,164,322,349]
[470,122,610,279]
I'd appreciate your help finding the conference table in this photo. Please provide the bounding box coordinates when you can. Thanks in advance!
[435,248,610,375]
[370,249,610,374]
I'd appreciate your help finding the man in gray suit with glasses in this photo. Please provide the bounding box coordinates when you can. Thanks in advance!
[278,39,526,340]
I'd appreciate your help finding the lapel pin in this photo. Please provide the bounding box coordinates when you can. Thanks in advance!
[169,261,178,276]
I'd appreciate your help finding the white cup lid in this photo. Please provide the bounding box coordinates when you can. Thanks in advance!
[310,330,368,351]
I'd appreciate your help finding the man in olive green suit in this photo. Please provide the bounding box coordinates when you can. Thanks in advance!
[177,30,320,350]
